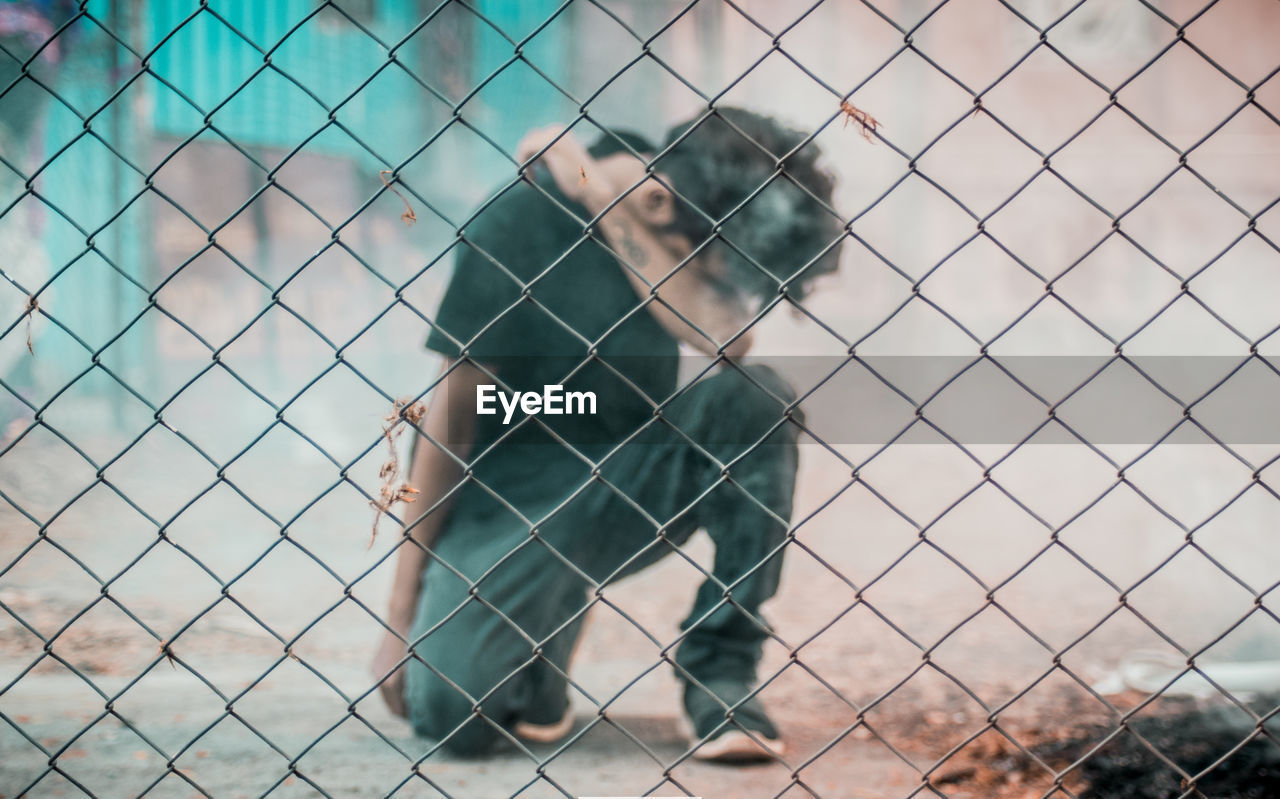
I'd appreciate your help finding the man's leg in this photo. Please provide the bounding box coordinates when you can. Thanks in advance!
[581,363,801,759]
[403,507,591,756]
[416,362,800,757]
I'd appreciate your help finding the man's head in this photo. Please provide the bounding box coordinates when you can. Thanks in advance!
[588,109,842,305]
[656,108,843,304]
[655,109,842,304]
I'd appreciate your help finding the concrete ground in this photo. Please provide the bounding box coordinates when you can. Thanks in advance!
[1,383,1277,797]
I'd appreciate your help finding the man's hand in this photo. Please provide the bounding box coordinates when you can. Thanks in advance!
[370,360,483,719]
[517,126,603,204]
[372,628,409,718]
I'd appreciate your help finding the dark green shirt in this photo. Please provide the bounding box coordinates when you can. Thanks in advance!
[426,168,680,521]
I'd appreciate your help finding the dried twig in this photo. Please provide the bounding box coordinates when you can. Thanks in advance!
[369,398,426,547]
[840,101,880,143]
[24,294,37,355]
[377,170,417,226]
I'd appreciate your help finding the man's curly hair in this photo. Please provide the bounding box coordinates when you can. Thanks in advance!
[654,107,843,305]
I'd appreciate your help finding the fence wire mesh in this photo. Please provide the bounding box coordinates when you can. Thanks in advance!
[1,0,1279,797]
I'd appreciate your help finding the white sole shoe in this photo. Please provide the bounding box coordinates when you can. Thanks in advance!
[513,710,575,744]
[680,715,786,762]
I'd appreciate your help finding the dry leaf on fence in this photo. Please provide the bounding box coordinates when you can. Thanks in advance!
[378,169,417,225]
[370,398,427,546]
[840,101,880,143]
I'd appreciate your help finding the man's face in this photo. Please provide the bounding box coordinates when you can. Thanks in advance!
[596,152,696,258]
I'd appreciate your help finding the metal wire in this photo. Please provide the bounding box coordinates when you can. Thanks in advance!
[0,0,1278,797]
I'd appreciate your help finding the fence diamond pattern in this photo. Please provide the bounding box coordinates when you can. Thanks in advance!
[1,1,1279,798]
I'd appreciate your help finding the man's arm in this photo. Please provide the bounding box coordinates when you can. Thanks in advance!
[372,358,484,717]
[598,208,756,358]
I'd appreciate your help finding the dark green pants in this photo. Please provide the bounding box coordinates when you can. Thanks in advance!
[404,364,799,755]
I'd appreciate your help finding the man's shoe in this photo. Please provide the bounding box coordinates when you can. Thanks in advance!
[682,679,786,762]
[512,708,574,744]
[512,677,574,744]
[512,623,587,745]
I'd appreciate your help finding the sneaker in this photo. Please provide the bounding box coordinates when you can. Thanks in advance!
[512,708,574,744]
[511,614,592,745]
[682,679,786,762]
[511,664,575,744]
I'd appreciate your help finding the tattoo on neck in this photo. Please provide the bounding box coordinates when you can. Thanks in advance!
[613,219,649,266]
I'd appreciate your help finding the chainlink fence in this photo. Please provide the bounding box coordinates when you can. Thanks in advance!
[1,0,1279,797]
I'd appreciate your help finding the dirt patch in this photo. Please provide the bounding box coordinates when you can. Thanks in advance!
[919,691,1280,798]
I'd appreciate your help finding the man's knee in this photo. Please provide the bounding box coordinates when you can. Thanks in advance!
[404,625,523,757]
[407,668,508,756]
[425,718,504,757]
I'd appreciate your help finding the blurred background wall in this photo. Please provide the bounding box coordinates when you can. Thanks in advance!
[2,0,1277,431]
